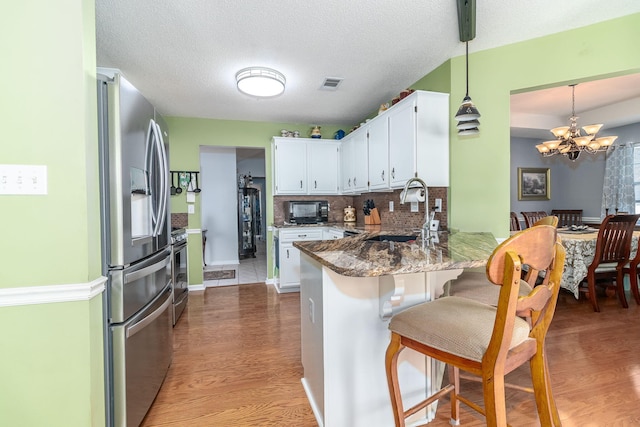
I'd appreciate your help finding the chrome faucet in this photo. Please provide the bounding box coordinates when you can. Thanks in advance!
[400,177,433,246]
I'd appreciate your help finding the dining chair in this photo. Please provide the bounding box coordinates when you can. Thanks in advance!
[385,225,564,427]
[550,209,583,227]
[622,241,640,306]
[534,215,558,227]
[509,212,521,231]
[579,213,640,312]
[521,211,548,228]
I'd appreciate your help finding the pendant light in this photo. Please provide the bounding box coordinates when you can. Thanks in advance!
[455,0,480,135]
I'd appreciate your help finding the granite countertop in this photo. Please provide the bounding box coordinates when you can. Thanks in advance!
[294,230,497,277]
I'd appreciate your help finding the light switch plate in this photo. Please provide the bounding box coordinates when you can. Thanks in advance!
[434,198,442,212]
[411,201,419,212]
[188,204,195,214]
[429,219,439,231]
[389,201,394,212]
[0,164,47,195]
[186,192,196,203]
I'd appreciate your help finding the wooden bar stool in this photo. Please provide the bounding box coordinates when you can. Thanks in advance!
[385,225,565,427]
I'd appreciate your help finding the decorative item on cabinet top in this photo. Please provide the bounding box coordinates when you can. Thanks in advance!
[170,171,201,195]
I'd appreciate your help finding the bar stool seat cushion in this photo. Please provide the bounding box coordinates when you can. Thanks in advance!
[389,296,532,362]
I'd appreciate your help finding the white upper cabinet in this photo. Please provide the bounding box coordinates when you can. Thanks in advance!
[272,90,449,196]
[388,98,416,187]
[273,139,307,194]
[273,137,340,195]
[341,127,369,194]
[308,141,340,194]
[367,117,390,190]
[340,134,355,193]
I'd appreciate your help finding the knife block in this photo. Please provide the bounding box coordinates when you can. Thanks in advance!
[365,208,381,225]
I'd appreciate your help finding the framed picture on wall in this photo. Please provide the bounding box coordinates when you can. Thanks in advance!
[518,167,550,201]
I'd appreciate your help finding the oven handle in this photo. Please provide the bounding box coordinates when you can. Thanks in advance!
[126,289,172,338]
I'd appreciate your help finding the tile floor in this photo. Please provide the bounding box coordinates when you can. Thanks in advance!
[203,239,267,287]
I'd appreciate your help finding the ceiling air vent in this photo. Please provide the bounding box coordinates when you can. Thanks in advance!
[320,77,343,91]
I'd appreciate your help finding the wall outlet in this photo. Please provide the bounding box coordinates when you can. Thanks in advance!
[434,198,442,212]
[188,204,195,214]
[389,201,394,212]
[411,201,419,212]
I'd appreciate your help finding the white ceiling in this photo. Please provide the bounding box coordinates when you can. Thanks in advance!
[511,74,640,139]
[96,1,640,128]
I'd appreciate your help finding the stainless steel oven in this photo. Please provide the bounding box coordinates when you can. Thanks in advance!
[171,228,188,325]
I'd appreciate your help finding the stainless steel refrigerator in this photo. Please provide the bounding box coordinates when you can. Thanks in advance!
[97,69,172,427]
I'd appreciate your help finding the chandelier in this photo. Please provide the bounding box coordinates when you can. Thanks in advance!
[535,84,617,161]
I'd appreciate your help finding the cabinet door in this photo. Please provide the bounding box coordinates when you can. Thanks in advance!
[388,98,417,187]
[415,91,450,187]
[279,241,301,288]
[352,128,369,193]
[340,136,354,194]
[308,142,339,194]
[274,141,306,194]
[367,118,389,190]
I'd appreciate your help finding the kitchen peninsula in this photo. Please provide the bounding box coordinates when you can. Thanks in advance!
[294,230,497,427]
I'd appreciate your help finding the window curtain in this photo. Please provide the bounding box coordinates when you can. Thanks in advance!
[601,143,635,218]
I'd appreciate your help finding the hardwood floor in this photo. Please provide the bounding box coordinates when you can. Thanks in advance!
[141,284,640,426]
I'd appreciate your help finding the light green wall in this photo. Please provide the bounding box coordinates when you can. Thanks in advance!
[0,0,104,426]
[166,117,343,283]
[423,13,640,238]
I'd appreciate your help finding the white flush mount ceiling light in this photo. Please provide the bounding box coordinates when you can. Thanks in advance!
[236,67,286,98]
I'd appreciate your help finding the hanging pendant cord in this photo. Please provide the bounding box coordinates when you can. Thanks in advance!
[465,41,469,98]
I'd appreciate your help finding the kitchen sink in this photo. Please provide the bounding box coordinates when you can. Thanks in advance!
[366,234,419,243]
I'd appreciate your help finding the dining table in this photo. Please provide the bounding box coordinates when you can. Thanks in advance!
[557,227,640,298]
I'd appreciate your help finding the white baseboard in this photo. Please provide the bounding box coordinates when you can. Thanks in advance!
[0,277,106,307]
[188,284,205,292]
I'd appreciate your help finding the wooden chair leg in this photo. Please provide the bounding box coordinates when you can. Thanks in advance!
[544,357,562,426]
[631,267,640,305]
[529,351,555,426]
[587,273,600,312]
[448,365,460,425]
[616,269,629,308]
[385,333,406,427]
[482,370,508,427]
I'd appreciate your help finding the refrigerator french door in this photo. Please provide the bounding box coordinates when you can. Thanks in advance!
[98,69,172,427]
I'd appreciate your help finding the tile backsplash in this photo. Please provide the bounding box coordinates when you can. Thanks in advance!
[274,187,447,230]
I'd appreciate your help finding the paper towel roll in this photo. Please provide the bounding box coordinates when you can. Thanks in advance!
[400,188,425,202]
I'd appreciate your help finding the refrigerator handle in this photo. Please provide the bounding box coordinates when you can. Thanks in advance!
[153,121,169,238]
[145,119,159,229]
[126,288,172,338]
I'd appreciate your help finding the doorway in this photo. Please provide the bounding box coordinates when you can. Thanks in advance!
[200,146,267,287]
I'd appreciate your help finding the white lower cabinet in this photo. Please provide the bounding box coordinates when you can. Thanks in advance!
[277,228,324,292]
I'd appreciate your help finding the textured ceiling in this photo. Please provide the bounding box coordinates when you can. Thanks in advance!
[96,0,640,128]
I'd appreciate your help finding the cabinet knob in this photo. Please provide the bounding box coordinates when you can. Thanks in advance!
[314,180,317,188]
[286,249,290,258]
[391,167,395,179]
[354,177,357,186]
[348,178,352,187]
[300,180,303,189]
[381,170,385,181]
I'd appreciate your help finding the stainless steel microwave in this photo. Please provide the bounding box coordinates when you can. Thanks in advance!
[285,200,329,224]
